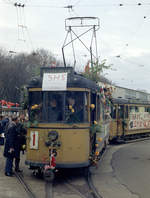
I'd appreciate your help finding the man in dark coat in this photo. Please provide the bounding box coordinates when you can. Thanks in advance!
[3,116,18,176]
[14,119,26,172]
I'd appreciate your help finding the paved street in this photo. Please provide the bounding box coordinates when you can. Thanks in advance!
[93,139,150,198]
[1,140,150,197]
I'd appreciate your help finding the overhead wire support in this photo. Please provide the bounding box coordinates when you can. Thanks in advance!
[62,17,100,68]
[14,2,25,7]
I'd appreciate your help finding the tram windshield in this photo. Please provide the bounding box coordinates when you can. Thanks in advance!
[29,91,88,123]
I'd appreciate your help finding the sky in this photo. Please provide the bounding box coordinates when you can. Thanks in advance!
[0,0,150,92]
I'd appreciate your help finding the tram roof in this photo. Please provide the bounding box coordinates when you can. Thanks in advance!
[28,66,99,91]
[112,98,150,105]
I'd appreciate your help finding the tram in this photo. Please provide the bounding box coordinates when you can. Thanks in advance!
[109,98,150,142]
[25,66,111,180]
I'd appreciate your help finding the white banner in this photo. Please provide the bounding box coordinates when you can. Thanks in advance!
[129,112,150,130]
[42,73,67,91]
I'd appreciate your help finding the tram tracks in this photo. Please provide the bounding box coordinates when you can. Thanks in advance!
[15,172,37,198]
[51,168,103,198]
[14,146,107,198]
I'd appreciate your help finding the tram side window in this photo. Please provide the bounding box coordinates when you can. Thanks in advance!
[129,106,139,113]
[145,107,150,113]
[29,91,43,121]
[110,106,116,119]
[125,106,128,118]
[118,105,124,119]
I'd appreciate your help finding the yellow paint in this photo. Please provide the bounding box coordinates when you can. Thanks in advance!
[26,124,90,165]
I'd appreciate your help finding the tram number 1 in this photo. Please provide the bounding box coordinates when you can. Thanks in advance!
[30,131,39,149]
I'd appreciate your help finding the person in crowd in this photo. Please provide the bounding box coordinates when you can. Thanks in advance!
[66,95,83,122]
[0,115,4,146]
[3,116,19,176]
[1,115,9,137]
[14,114,27,172]
[48,97,62,122]
[0,115,3,136]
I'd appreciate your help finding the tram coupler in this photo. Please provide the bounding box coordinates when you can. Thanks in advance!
[43,148,57,182]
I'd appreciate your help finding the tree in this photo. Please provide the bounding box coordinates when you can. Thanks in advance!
[0,48,63,103]
[83,59,112,84]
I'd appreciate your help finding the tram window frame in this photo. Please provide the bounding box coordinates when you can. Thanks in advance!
[125,105,129,119]
[118,105,124,119]
[29,91,43,122]
[145,107,150,113]
[110,105,116,119]
[129,106,139,113]
[44,91,64,123]
[97,95,101,121]
[90,93,96,122]
[29,90,89,123]
[65,91,88,123]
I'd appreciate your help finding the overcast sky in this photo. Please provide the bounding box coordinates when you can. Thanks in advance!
[0,0,150,92]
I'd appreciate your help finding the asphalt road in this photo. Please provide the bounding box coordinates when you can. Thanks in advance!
[92,139,150,198]
[112,140,150,198]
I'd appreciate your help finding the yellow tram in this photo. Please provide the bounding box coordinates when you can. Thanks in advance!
[109,98,150,142]
[25,67,110,180]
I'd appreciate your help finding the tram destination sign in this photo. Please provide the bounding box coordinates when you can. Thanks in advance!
[42,72,67,91]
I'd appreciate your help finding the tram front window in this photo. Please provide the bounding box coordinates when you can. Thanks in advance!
[45,92,63,122]
[29,91,88,123]
[65,92,88,123]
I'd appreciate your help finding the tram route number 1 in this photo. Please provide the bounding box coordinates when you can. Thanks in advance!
[30,131,39,149]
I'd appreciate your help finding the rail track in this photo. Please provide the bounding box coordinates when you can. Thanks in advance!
[15,172,37,198]
[52,167,103,198]
[14,144,108,198]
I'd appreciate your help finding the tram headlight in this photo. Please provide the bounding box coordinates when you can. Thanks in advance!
[48,131,58,142]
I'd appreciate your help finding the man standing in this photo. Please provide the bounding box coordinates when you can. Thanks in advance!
[3,116,18,176]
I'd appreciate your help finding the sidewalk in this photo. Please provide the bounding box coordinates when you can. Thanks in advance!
[0,146,28,198]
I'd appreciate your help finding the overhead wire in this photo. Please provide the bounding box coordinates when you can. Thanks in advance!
[11,2,35,53]
[23,2,150,8]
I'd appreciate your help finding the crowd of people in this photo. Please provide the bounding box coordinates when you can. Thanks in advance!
[0,114,27,177]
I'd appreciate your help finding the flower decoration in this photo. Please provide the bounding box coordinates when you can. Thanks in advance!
[90,104,95,109]
[71,108,75,113]
[31,104,39,110]
[94,120,98,125]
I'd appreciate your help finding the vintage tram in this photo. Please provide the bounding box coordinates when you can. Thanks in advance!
[109,98,150,142]
[25,67,110,180]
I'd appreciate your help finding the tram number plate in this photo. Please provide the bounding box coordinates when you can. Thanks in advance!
[30,131,39,149]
